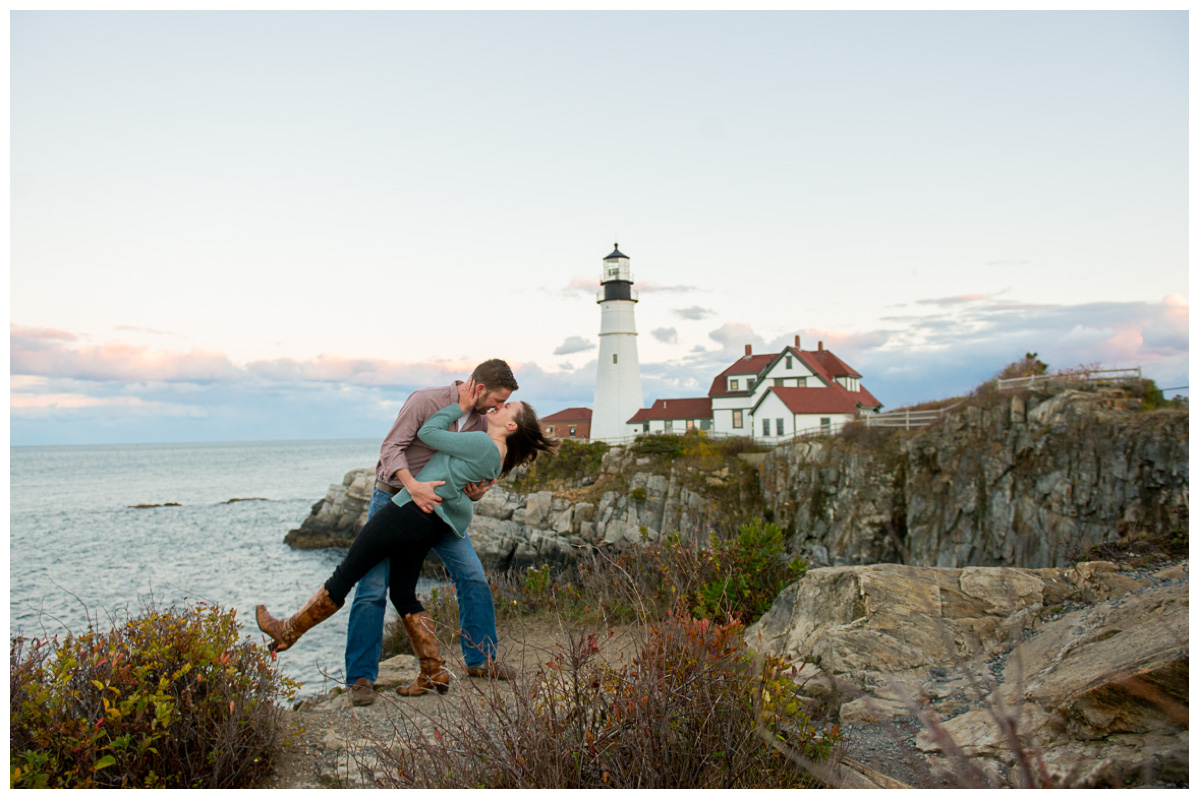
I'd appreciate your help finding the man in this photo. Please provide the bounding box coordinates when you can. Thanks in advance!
[346,358,519,706]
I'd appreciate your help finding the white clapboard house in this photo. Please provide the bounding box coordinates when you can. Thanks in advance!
[627,337,882,442]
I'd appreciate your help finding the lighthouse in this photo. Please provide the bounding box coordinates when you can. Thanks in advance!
[591,244,645,443]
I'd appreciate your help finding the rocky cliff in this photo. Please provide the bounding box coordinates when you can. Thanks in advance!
[285,445,760,573]
[288,386,1186,576]
[761,386,1188,569]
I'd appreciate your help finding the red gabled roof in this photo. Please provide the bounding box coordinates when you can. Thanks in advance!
[626,397,713,423]
[761,385,882,416]
[541,407,593,423]
[802,348,861,379]
[707,354,776,397]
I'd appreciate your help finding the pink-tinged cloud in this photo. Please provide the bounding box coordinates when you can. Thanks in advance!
[554,276,600,297]
[11,324,79,343]
[11,333,242,383]
[246,354,477,387]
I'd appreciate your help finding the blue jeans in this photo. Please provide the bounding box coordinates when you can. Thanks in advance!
[344,487,499,682]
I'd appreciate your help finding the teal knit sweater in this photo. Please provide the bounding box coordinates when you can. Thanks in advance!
[391,404,502,537]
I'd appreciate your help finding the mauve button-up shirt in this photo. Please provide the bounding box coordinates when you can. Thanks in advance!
[374,381,489,488]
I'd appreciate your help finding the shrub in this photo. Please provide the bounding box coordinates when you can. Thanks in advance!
[639,518,806,624]
[511,439,610,491]
[377,613,838,788]
[10,602,297,789]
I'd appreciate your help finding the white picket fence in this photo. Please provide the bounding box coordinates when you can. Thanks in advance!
[995,366,1142,391]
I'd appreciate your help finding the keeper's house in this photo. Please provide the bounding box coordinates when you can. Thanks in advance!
[628,336,882,443]
[540,407,592,441]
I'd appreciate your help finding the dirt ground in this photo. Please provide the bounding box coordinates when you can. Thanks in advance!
[260,616,919,789]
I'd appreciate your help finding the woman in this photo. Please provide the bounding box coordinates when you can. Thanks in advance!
[256,380,558,695]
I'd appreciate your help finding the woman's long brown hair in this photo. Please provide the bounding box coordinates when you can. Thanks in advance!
[501,401,560,475]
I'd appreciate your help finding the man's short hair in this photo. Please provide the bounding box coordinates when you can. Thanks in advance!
[471,359,518,391]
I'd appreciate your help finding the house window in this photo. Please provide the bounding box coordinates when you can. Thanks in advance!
[786,356,793,369]
[664,419,673,432]
[774,378,784,387]
[643,421,650,432]
[547,426,555,434]
[686,419,695,430]
[613,354,618,364]
[776,418,784,436]
[820,417,831,433]
[569,425,576,437]
[732,410,743,428]
[747,378,756,389]
[797,377,807,387]
[762,418,771,436]
[700,418,712,430]
[729,378,739,391]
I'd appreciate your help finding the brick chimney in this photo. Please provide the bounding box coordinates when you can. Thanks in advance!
[744,344,752,356]
[794,334,801,349]
[818,340,824,351]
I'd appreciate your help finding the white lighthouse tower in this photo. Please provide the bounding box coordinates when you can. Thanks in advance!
[591,244,644,443]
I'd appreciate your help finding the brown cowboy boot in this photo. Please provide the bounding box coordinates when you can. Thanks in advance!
[466,660,517,680]
[256,586,343,653]
[395,611,451,696]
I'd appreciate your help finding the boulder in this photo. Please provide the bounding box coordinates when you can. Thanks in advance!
[748,560,1189,788]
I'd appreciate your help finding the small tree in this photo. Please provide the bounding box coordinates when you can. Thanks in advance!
[996,352,1048,380]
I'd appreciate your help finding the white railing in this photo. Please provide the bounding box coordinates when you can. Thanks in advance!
[995,366,1142,391]
[860,404,962,430]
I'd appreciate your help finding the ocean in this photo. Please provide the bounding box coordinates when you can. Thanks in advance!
[9,438,437,697]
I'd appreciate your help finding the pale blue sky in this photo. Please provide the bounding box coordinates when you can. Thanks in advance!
[10,11,1189,445]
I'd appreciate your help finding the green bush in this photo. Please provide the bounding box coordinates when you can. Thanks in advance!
[10,602,297,789]
[643,518,806,624]
[512,439,610,490]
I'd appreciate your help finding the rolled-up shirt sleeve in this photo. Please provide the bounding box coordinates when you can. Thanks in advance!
[377,389,446,483]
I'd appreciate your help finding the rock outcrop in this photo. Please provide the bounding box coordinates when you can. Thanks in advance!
[747,560,1189,788]
[761,388,1188,569]
[286,447,751,573]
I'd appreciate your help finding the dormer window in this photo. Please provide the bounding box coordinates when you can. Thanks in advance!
[747,378,756,389]
[729,378,739,391]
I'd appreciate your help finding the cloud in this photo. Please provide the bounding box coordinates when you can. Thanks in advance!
[707,322,762,352]
[674,306,717,321]
[638,283,699,293]
[553,276,599,297]
[11,333,243,383]
[11,325,79,343]
[115,325,178,336]
[553,336,595,356]
[11,296,1188,445]
[652,327,679,344]
[915,294,994,307]
[986,258,1031,267]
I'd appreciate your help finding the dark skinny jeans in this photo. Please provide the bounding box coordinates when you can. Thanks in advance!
[324,500,452,617]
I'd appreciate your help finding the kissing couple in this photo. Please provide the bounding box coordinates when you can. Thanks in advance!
[255,359,558,699]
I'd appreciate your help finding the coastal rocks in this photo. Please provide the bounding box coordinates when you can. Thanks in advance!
[285,468,374,549]
[462,465,724,572]
[761,388,1189,569]
[747,560,1189,788]
[285,449,731,574]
